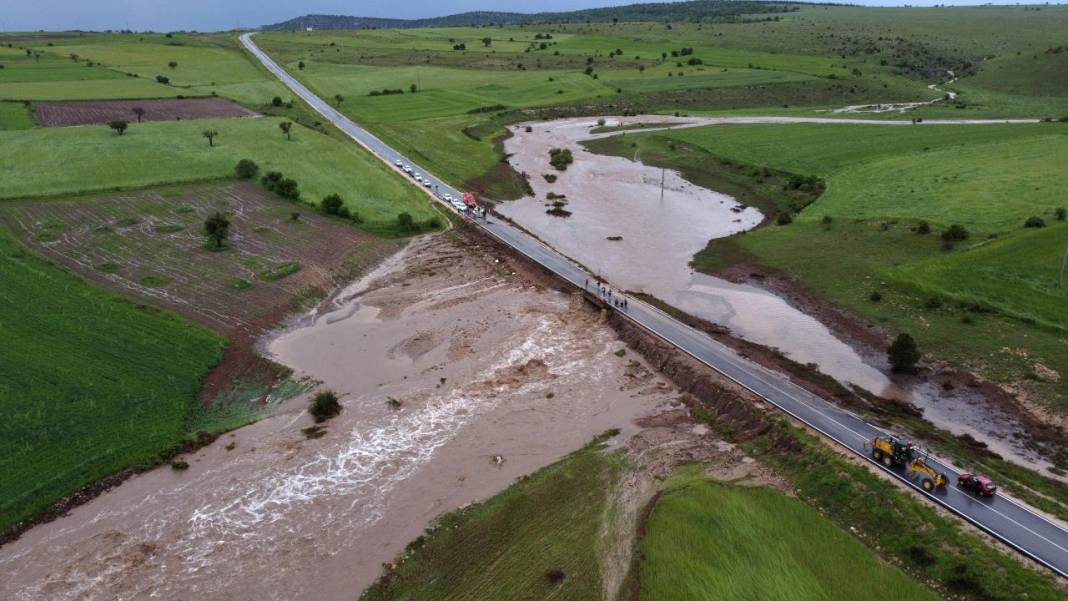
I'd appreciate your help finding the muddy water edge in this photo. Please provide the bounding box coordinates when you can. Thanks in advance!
[497,115,1057,471]
[0,228,678,601]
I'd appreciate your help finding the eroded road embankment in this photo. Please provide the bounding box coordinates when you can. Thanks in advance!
[0,230,678,601]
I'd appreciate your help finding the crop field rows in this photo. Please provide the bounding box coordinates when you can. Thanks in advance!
[0,182,401,334]
[34,97,259,127]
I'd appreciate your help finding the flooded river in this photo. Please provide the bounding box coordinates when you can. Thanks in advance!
[498,116,1048,468]
[0,235,674,600]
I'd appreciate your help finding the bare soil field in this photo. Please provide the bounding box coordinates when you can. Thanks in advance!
[0,181,399,337]
[34,97,259,127]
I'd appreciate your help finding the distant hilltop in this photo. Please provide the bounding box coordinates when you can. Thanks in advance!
[261,1,808,31]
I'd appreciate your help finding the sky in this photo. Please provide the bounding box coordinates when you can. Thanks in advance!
[2,0,1064,32]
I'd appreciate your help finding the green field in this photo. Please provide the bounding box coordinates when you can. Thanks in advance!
[0,100,33,129]
[360,439,621,600]
[640,473,937,601]
[0,117,435,227]
[586,122,1068,413]
[0,228,224,532]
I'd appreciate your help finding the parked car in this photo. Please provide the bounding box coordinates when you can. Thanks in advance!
[423,181,432,187]
[395,159,402,166]
[958,473,997,497]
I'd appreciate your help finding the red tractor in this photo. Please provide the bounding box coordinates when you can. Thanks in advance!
[958,473,997,497]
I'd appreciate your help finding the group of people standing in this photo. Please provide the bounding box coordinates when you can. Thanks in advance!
[585,279,628,310]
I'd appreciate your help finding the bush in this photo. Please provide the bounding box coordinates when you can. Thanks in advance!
[321,193,344,215]
[261,171,299,200]
[155,75,169,84]
[887,333,921,372]
[235,159,259,179]
[941,224,969,242]
[309,390,342,423]
[776,212,793,226]
[916,221,931,235]
[271,96,283,107]
[171,460,190,471]
[1024,216,1046,228]
[1056,207,1067,221]
[869,291,882,302]
[397,212,416,232]
[548,147,574,171]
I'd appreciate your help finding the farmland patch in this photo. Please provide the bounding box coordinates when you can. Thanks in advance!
[0,182,401,336]
[35,97,259,127]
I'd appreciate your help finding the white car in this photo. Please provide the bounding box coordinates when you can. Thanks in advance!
[423,181,432,187]
[395,159,402,166]
[403,166,411,173]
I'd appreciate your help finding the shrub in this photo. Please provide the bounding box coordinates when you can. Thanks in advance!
[321,193,344,215]
[821,215,833,225]
[887,333,921,372]
[235,159,259,179]
[1024,216,1046,228]
[776,212,793,226]
[548,147,574,171]
[171,460,190,470]
[869,291,882,302]
[155,75,169,84]
[941,224,969,242]
[916,221,931,235]
[262,171,300,200]
[271,96,283,107]
[309,390,342,423]
[1056,207,1067,221]
[397,212,416,232]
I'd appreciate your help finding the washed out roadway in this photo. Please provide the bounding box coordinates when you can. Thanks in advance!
[240,33,1067,578]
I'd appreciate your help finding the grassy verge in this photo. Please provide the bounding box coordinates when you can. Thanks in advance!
[360,436,622,600]
[640,469,938,601]
[0,228,225,533]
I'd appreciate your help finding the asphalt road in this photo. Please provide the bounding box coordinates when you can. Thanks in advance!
[241,33,1068,578]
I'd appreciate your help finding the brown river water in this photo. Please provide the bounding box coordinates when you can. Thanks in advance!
[0,236,675,600]
[498,115,1049,469]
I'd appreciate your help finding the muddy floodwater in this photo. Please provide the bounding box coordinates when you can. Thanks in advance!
[499,115,1048,469]
[0,235,675,601]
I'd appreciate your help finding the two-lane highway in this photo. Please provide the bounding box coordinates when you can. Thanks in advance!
[240,32,1068,578]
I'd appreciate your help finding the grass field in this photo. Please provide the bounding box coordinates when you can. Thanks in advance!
[0,117,435,228]
[640,472,937,601]
[360,439,621,600]
[0,100,33,129]
[586,122,1068,413]
[0,227,224,533]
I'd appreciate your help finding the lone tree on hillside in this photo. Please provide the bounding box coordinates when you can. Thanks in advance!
[334,94,344,106]
[887,333,921,373]
[107,120,129,136]
[202,129,219,147]
[279,120,293,140]
[235,158,259,179]
[298,60,305,70]
[203,212,230,249]
[131,106,145,122]
[482,37,492,47]
[168,60,178,69]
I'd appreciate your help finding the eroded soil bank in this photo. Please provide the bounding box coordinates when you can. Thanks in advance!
[497,115,1052,469]
[0,229,676,601]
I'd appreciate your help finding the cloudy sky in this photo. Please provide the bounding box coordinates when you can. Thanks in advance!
[2,0,1062,32]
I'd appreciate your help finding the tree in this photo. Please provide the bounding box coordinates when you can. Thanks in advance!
[202,129,219,147]
[639,65,645,74]
[309,390,342,422]
[397,212,416,232]
[235,158,259,179]
[321,193,343,215]
[334,94,344,106]
[279,121,293,140]
[271,96,283,107]
[107,120,128,136]
[1056,207,1067,222]
[69,53,79,62]
[168,60,178,69]
[482,37,492,47]
[155,74,169,84]
[131,106,145,122]
[298,61,305,70]
[203,212,230,249]
[887,333,921,373]
[941,224,969,242]
[410,83,417,93]
[1024,216,1046,228]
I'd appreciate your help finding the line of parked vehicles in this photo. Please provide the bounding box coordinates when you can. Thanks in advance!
[395,159,480,214]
